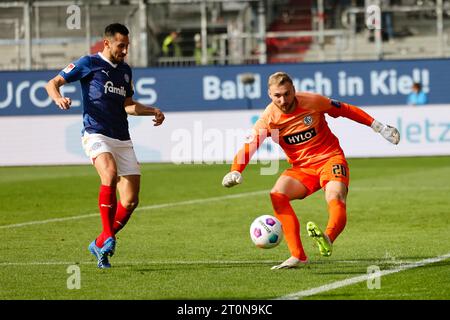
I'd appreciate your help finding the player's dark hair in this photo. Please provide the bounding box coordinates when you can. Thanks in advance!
[104,23,129,38]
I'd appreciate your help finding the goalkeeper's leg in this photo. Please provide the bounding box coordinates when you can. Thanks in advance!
[322,158,349,243]
[269,175,312,269]
[306,158,349,257]
[270,192,307,262]
[325,197,347,243]
[307,195,346,257]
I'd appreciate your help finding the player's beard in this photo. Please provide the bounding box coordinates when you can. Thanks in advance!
[278,99,296,113]
[108,49,126,64]
[112,54,125,64]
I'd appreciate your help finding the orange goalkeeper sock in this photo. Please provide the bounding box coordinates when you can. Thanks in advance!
[325,199,347,243]
[270,192,307,261]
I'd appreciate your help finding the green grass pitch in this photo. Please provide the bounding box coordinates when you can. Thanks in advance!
[0,156,449,300]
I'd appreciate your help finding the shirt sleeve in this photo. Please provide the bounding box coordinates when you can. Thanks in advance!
[58,56,92,83]
[230,117,269,173]
[325,98,374,127]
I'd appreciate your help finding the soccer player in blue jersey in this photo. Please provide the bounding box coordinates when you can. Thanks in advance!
[45,23,165,269]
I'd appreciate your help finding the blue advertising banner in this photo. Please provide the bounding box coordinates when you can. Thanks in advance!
[1,58,449,116]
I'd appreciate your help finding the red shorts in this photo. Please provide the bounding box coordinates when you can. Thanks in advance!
[282,155,350,197]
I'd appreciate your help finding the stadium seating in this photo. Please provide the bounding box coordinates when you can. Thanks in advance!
[0,0,450,70]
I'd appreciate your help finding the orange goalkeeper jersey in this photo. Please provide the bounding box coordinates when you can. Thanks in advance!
[231,92,374,172]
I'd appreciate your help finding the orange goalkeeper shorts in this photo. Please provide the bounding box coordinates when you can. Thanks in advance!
[282,154,350,197]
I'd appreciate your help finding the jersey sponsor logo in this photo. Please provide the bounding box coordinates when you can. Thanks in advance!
[330,99,342,108]
[63,63,75,73]
[101,70,110,77]
[303,115,313,126]
[283,127,317,145]
[104,81,127,97]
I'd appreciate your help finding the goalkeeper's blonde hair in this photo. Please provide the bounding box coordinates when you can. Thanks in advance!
[268,72,294,88]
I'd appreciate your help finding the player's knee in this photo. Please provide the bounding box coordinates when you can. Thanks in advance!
[326,192,346,204]
[270,188,277,195]
[269,190,291,206]
[270,188,306,201]
[101,173,118,187]
[270,189,286,199]
[122,199,138,211]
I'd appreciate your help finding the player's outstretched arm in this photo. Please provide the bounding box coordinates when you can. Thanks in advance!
[371,120,400,145]
[322,97,400,145]
[124,98,165,126]
[45,75,72,110]
[222,129,267,188]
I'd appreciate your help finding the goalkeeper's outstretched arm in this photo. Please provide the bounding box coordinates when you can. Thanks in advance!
[326,99,400,145]
[222,132,266,188]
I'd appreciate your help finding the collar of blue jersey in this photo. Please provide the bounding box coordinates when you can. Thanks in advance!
[97,52,118,68]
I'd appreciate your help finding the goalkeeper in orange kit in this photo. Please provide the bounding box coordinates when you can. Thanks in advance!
[222,72,400,269]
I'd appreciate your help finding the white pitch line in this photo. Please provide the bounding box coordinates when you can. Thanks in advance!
[276,252,450,300]
[0,190,269,230]
[0,259,281,267]
[0,185,447,230]
[0,259,411,268]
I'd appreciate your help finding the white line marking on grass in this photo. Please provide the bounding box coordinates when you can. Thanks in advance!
[0,259,281,267]
[1,186,447,230]
[0,257,443,269]
[0,190,269,230]
[276,252,450,300]
[0,259,379,268]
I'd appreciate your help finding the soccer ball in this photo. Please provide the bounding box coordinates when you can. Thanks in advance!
[249,215,283,249]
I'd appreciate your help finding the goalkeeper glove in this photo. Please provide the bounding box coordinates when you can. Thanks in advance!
[222,171,243,188]
[371,120,400,145]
